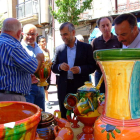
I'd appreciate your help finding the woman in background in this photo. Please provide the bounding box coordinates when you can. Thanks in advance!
[38,36,52,109]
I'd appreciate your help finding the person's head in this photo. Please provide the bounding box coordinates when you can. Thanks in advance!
[2,18,22,41]
[75,34,84,42]
[22,24,38,46]
[38,36,47,49]
[59,22,75,47]
[96,16,113,36]
[114,13,139,46]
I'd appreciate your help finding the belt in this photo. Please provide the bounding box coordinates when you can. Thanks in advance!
[0,90,25,96]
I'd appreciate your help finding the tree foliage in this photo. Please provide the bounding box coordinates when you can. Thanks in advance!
[49,0,93,25]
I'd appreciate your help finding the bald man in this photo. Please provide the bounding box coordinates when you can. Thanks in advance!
[0,18,44,101]
[21,24,45,111]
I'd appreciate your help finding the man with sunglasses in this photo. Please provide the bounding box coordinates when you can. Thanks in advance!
[21,24,45,111]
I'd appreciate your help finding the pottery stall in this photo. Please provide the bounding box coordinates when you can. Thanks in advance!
[64,82,104,140]
[93,49,140,140]
[0,101,41,140]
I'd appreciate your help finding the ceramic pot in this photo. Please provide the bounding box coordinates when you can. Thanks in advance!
[94,49,140,140]
[54,117,71,128]
[35,60,52,86]
[54,126,74,140]
[37,112,56,140]
[0,101,41,140]
[64,82,104,140]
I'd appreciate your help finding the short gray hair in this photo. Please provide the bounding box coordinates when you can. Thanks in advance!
[2,18,22,33]
[59,22,75,32]
[23,24,37,33]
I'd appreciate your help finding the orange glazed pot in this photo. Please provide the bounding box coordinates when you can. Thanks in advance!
[0,101,41,140]
[94,49,140,140]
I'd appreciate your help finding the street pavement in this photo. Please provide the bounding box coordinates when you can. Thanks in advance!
[45,85,60,115]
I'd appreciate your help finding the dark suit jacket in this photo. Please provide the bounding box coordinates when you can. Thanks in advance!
[51,40,96,101]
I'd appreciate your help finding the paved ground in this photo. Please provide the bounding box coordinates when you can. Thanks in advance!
[45,85,60,115]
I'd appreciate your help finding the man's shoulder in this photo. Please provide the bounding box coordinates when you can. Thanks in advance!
[0,33,20,47]
[77,40,92,48]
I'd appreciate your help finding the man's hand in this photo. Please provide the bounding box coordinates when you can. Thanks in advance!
[70,66,80,74]
[60,63,70,71]
[36,53,44,62]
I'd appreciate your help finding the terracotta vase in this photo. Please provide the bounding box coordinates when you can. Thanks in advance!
[94,49,140,140]
[35,60,52,86]
[64,82,104,140]
[0,101,41,140]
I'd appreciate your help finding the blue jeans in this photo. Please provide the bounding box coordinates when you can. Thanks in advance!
[25,84,45,111]
[95,71,105,93]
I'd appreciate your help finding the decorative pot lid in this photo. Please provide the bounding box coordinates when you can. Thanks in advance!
[77,81,98,93]
[40,111,54,123]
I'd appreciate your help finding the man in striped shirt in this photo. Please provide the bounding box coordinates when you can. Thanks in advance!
[0,18,44,101]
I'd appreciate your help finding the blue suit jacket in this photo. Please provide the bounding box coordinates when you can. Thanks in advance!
[52,40,96,101]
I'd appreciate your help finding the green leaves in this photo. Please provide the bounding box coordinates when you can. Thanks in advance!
[49,0,93,25]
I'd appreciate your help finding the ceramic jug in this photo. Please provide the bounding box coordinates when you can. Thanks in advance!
[64,81,104,140]
[35,60,52,86]
[94,49,140,140]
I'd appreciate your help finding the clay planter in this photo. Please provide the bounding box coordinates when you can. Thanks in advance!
[94,49,140,140]
[0,101,41,140]
[35,60,52,86]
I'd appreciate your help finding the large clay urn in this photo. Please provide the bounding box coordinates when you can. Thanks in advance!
[64,82,104,140]
[0,101,41,140]
[35,60,52,86]
[94,49,140,140]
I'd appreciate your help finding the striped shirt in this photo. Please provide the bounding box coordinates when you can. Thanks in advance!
[0,33,38,95]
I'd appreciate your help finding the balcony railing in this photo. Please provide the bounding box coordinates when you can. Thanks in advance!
[16,0,38,19]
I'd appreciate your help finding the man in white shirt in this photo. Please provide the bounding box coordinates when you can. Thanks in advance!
[114,13,140,48]
[21,24,45,111]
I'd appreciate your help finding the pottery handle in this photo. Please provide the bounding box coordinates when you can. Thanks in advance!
[54,126,61,137]
[54,110,61,118]
[96,75,104,90]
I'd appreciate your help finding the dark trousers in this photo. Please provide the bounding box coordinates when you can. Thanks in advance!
[59,79,78,119]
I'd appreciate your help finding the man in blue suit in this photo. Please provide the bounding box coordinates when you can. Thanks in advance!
[52,22,96,118]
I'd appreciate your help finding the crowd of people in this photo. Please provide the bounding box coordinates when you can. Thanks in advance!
[0,13,139,118]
